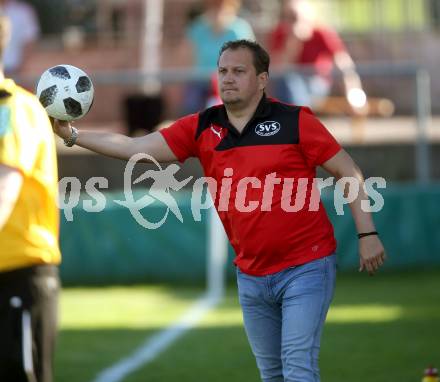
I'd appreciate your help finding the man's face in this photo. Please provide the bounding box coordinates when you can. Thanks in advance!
[217,47,267,108]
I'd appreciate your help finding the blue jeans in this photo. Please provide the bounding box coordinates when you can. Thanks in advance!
[274,73,331,107]
[237,255,337,382]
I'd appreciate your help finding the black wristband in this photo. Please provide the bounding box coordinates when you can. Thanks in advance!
[357,231,378,239]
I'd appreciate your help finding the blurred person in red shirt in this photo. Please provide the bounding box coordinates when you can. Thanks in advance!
[268,0,366,112]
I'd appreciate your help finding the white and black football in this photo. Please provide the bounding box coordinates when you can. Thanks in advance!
[36,64,94,121]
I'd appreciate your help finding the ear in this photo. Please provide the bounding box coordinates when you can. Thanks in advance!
[257,72,269,91]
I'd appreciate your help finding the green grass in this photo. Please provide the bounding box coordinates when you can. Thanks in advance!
[55,286,202,381]
[55,270,440,382]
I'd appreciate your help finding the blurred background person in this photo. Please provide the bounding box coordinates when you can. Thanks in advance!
[179,0,255,114]
[1,0,39,78]
[0,12,60,382]
[268,0,366,112]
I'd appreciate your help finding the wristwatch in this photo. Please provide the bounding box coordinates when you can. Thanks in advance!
[64,126,78,147]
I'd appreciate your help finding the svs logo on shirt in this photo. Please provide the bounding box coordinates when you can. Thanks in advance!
[255,121,281,137]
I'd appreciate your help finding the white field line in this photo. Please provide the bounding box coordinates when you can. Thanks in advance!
[91,291,222,382]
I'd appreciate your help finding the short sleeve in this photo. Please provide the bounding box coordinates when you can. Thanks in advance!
[268,24,287,53]
[318,27,346,55]
[159,114,199,163]
[298,107,341,167]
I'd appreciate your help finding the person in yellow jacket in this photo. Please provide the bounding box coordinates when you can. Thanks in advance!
[0,13,60,382]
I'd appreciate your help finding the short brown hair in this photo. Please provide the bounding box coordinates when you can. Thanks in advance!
[218,39,270,75]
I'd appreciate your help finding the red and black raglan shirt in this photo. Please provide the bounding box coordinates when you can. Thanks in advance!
[160,95,342,276]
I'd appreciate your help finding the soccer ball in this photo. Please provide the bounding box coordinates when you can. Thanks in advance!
[36,64,94,121]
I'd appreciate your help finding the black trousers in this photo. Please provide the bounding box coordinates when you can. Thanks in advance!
[0,265,59,382]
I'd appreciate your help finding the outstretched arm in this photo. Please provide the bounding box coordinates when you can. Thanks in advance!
[333,51,367,114]
[321,149,386,275]
[53,120,177,163]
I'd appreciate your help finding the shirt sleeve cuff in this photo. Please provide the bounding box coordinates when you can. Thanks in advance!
[315,144,342,166]
[159,130,187,163]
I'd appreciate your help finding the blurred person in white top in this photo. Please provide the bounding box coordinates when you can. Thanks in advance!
[1,0,40,76]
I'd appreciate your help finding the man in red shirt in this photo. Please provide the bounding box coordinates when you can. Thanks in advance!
[54,40,385,381]
[269,0,367,112]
